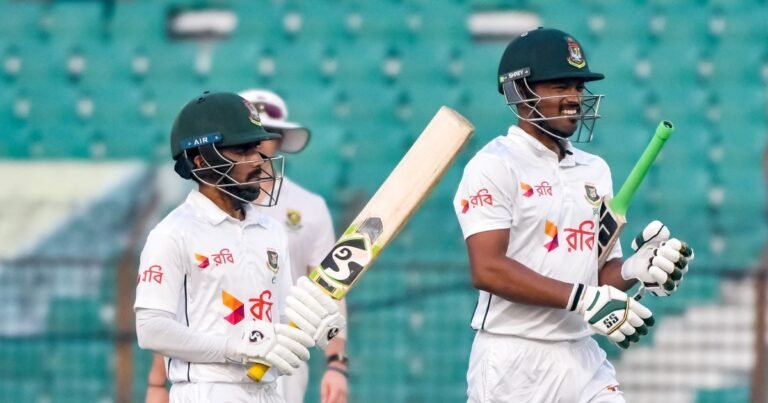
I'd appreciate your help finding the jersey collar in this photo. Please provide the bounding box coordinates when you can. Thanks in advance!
[507,125,586,167]
[186,189,270,228]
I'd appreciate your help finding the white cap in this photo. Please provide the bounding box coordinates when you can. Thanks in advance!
[238,89,310,153]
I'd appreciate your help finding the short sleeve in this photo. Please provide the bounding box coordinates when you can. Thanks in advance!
[453,155,517,239]
[308,200,336,269]
[134,229,186,314]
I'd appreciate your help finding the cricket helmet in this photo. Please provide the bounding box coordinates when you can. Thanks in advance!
[171,91,284,206]
[497,27,605,143]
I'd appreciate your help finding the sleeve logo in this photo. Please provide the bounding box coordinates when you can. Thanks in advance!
[460,188,494,213]
[138,265,163,284]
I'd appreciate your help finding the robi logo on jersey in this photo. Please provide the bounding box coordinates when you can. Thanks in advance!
[222,289,274,324]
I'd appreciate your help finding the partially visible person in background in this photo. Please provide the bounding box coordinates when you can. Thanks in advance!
[136,91,345,403]
[144,90,349,403]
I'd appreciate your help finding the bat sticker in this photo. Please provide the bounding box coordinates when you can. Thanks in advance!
[319,236,372,285]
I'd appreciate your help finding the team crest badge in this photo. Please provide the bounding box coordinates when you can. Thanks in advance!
[567,37,586,68]
[266,248,279,273]
[242,99,263,126]
[584,183,600,205]
[286,209,302,230]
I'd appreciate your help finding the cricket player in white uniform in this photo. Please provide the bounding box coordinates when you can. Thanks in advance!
[240,88,349,403]
[453,28,694,403]
[143,90,349,403]
[135,91,346,403]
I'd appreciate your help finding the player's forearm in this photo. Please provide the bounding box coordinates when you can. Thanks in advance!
[136,308,228,364]
[324,337,346,364]
[598,258,637,291]
[147,353,167,386]
[470,255,573,309]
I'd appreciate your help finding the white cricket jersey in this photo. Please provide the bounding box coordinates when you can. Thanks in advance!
[260,177,336,282]
[134,189,293,383]
[454,125,622,341]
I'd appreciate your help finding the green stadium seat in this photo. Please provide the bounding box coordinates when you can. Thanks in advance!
[230,1,285,42]
[332,42,390,84]
[143,42,199,84]
[583,3,650,41]
[0,2,43,43]
[347,1,410,43]
[46,298,110,335]
[44,2,106,46]
[707,4,768,42]
[0,379,43,403]
[710,39,765,84]
[695,386,750,403]
[107,1,165,44]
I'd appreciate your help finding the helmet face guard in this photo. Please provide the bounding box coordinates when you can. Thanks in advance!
[501,72,603,143]
[184,141,284,207]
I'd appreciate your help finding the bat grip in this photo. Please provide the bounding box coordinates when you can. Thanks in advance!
[633,284,646,301]
[246,321,299,382]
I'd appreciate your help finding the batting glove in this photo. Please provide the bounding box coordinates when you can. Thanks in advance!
[286,276,347,349]
[225,319,313,376]
[621,220,695,297]
[572,284,655,349]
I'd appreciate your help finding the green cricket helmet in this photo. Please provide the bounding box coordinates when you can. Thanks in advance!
[497,27,605,143]
[171,91,284,206]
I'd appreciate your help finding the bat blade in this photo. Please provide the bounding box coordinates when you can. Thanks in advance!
[309,106,475,299]
[596,120,674,270]
[248,106,474,381]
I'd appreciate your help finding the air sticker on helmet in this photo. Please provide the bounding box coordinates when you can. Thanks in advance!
[180,133,222,151]
[567,37,586,68]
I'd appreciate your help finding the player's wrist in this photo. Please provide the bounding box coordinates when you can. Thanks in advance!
[326,364,348,378]
[327,353,349,366]
[567,283,586,312]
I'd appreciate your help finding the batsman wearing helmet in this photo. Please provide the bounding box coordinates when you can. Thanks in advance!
[144,89,349,403]
[453,28,694,402]
[134,92,345,403]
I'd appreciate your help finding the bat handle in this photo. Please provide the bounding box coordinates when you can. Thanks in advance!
[246,321,299,382]
[633,284,646,301]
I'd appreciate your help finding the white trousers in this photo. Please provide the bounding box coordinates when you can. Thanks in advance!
[276,361,309,403]
[467,331,625,403]
[170,381,284,403]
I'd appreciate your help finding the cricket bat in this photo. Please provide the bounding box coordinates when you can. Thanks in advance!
[596,120,674,273]
[248,106,475,381]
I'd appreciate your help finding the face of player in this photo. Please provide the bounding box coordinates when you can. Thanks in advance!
[531,79,586,136]
[218,143,277,198]
[257,138,279,158]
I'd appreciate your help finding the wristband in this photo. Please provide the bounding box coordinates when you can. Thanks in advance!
[327,353,349,366]
[567,283,585,312]
[326,366,348,378]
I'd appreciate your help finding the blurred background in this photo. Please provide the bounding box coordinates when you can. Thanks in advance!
[0,0,766,402]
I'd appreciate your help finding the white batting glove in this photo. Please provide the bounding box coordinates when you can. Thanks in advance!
[286,276,347,349]
[572,284,655,349]
[621,220,695,297]
[225,320,313,376]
